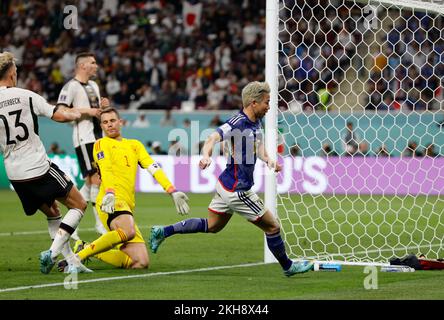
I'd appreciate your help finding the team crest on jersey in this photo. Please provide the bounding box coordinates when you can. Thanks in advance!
[97,151,105,160]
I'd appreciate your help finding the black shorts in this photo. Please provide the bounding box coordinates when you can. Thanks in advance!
[10,163,74,216]
[75,143,97,178]
[106,211,133,229]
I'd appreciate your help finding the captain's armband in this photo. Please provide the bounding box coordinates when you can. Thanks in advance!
[146,163,161,175]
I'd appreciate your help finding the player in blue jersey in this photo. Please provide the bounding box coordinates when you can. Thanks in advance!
[149,81,313,277]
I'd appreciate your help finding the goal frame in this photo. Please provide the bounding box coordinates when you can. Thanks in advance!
[264,0,444,267]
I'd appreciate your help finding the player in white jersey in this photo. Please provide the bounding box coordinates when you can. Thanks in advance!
[0,51,92,274]
[57,52,108,236]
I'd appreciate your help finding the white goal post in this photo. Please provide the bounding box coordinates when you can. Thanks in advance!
[265,0,444,266]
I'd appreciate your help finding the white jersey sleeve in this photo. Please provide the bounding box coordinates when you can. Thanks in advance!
[0,87,55,180]
[31,90,56,118]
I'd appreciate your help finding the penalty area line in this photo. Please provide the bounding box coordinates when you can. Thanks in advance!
[0,262,267,293]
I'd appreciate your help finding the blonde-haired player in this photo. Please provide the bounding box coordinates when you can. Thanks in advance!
[0,51,91,274]
[70,107,189,269]
[150,81,313,277]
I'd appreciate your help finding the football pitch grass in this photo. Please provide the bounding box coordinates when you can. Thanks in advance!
[0,190,443,300]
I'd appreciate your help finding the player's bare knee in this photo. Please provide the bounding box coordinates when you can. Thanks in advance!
[264,223,280,235]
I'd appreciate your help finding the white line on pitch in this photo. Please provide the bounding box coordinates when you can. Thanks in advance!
[0,262,267,293]
[0,226,151,237]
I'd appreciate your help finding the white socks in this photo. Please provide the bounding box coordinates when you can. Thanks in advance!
[47,215,61,240]
[49,208,83,260]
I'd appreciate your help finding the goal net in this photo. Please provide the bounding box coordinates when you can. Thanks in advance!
[268,0,444,265]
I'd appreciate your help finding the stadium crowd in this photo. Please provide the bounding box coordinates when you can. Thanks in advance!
[279,0,364,111]
[0,0,266,110]
[364,10,443,111]
[279,0,443,112]
[0,0,442,112]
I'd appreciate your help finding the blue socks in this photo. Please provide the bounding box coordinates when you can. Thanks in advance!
[266,231,292,270]
[164,218,208,238]
[163,221,292,271]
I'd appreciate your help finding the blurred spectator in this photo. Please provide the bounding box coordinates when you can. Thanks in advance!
[146,58,164,92]
[160,109,176,127]
[375,144,391,157]
[425,143,439,158]
[209,115,224,127]
[105,73,121,100]
[48,142,66,155]
[121,118,130,127]
[402,141,424,157]
[183,118,191,128]
[132,114,150,128]
[289,144,301,157]
[25,72,43,94]
[206,83,225,110]
[151,141,167,155]
[155,80,174,109]
[356,141,370,157]
[134,84,157,110]
[168,139,187,156]
[186,73,205,105]
[113,83,132,109]
[320,142,338,157]
[377,92,395,111]
[343,122,359,156]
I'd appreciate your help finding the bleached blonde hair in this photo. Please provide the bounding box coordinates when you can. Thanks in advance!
[241,81,270,108]
[0,52,15,80]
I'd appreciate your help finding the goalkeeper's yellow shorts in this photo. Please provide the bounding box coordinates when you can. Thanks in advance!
[96,200,145,244]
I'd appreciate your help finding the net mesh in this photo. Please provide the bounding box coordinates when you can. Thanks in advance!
[276,0,444,263]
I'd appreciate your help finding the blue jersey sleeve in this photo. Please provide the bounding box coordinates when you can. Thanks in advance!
[216,122,234,141]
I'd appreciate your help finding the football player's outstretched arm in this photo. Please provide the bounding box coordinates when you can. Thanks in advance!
[51,105,81,122]
[138,141,190,215]
[76,107,102,119]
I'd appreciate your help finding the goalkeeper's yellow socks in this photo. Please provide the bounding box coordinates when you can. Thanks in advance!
[95,249,133,269]
[266,231,293,270]
[77,228,128,261]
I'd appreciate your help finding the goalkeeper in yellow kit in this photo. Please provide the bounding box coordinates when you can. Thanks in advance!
[69,107,189,270]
